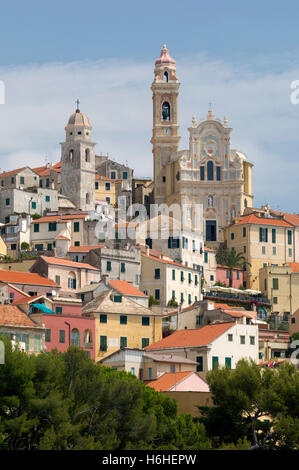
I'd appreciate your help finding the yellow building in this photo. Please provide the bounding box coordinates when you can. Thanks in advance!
[82,289,163,362]
[95,175,117,206]
[259,263,299,317]
[224,213,294,289]
[140,249,201,308]
[0,234,7,258]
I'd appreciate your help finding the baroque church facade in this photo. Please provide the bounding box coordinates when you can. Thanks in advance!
[151,45,254,243]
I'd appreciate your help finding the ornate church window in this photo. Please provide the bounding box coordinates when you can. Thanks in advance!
[163,71,168,83]
[162,101,171,121]
[207,161,214,181]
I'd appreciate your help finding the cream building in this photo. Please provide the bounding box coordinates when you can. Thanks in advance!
[140,249,201,308]
[259,263,299,318]
[145,321,259,379]
[224,213,294,289]
[151,45,253,244]
[30,213,88,255]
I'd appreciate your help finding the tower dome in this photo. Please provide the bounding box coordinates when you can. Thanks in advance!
[155,44,176,65]
[65,100,92,131]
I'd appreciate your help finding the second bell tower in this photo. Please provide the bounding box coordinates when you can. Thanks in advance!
[151,44,180,204]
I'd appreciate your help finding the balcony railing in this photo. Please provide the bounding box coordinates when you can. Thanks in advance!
[203,290,271,305]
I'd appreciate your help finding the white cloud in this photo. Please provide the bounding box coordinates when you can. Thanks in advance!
[0,53,298,211]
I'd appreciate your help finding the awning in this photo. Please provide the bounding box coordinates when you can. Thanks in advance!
[32,303,55,314]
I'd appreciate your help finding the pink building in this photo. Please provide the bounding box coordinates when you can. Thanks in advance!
[216,265,243,289]
[16,295,95,360]
[30,256,101,295]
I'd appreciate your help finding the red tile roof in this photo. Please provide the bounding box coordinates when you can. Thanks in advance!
[217,264,242,271]
[0,167,27,178]
[141,253,196,271]
[147,371,193,391]
[68,245,105,253]
[0,304,39,328]
[109,279,147,297]
[233,214,292,227]
[0,270,58,287]
[12,295,50,305]
[145,322,235,350]
[32,213,88,224]
[270,210,299,226]
[40,256,99,271]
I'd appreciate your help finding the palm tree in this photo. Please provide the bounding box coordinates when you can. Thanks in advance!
[222,250,251,288]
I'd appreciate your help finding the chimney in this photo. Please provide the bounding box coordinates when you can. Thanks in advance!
[101,274,109,287]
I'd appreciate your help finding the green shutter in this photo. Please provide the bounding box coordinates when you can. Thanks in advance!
[59,330,65,343]
[212,356,219,370]
[196,356,203,371]
[120,337,127,348]
[100,335,107,351]
[225,357,231,369]
[142,338,150,348]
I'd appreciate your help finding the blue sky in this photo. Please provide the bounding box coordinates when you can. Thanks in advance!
[1,1,299,211]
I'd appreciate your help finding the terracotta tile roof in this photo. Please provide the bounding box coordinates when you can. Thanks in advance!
[139,245,174,260]
[0,270,58,287]
[33,162,61,176]
[141,253,197,271]
[56,235,71,240]
[0,304,42,328]
[270,210,299,226]
[32,213,88,224]
[109,279,147,297]
[40,256,99,271]
[0,167,27,178]
[217,264,242,271]
[233,214,292,227]
[147,371,193,391]
[12,295,46,305]
[145,322,235,350]
[222,309,255,319]
[68,245,105,253]
[95,174,116,182]
[288,263,299,273]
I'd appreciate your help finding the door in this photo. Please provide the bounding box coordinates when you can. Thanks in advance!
[206,220,217,241]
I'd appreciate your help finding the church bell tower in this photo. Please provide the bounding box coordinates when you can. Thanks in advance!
[61,102,96,212]
[151,45,180,204]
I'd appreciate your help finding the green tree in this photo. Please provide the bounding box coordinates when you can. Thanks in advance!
[218,249,250,287]
[199,359,299,450]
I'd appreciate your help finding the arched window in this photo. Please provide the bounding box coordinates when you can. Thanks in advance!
[163,71,168,83]
[244,198,248,209]
[86,193,90,205]
[84,329,92,348]
[162,101,171,121]
[69,149,74,163]
[71,328,80,347]
[207,161,214,181]
[68,272,76,289]
[85,148,90,162]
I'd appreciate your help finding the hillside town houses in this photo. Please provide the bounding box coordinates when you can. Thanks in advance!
[0,45,298,407]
